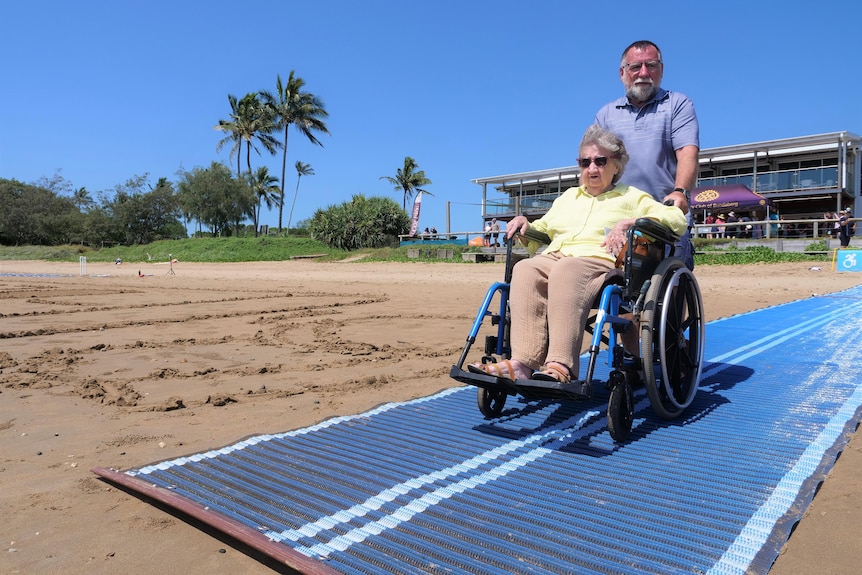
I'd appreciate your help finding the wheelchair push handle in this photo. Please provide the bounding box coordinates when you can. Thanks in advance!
[631,217,679,245]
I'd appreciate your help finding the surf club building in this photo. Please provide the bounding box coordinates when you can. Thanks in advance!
[474,131,861,234]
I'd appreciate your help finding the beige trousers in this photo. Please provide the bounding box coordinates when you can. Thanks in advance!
[509,252,614,377]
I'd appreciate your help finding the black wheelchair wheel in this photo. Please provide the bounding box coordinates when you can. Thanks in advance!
[640,258,705,420]
[477,386,507,418]
[607,379,634,442]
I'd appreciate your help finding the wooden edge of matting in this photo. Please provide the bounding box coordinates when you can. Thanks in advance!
[91,466,341,575]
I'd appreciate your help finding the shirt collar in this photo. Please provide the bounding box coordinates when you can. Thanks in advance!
[614,87,669,109]
[577,183,627,197]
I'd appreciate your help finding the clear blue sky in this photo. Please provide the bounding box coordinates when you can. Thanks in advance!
[2,0,860,234]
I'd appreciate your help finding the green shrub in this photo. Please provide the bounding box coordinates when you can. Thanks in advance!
[308,195,409,250]
[695,245,827,264]
[805,240,828,252]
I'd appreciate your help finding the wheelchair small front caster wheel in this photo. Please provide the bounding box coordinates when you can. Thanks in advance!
[607,380,634,441]
[477,387,506,418]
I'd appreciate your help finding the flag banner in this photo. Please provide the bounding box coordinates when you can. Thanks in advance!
[408,193,422,236]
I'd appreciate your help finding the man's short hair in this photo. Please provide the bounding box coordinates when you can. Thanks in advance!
[620,40,662,66]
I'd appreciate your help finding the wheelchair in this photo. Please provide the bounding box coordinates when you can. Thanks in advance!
[449,218,705,441]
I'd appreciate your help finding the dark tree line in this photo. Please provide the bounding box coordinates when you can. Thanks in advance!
[0,175,186,246]
[0,165,282,246]
[0,179,79,245]
[2,163,420,249]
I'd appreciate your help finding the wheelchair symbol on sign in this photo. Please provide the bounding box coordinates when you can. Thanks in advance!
[837,250,862,272]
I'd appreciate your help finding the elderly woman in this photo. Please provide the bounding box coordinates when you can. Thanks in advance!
[470,125,687,384]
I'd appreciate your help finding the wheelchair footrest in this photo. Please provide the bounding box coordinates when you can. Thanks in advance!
[512,378,592,401]
[450,365,592,400]
[449,365,519,395]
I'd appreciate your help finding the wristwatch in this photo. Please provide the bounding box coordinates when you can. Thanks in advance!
[673,187,690,201]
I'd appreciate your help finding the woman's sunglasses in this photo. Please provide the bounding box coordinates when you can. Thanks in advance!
[578,156,609,169]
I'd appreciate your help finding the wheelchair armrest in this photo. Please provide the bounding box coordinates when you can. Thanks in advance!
[504,228,549,284]
[633,217,679,245]
[519,228,551,246]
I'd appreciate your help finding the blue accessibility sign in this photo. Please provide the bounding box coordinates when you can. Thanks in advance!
[834,248,862,272]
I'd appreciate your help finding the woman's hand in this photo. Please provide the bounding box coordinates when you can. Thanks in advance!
[601,217,636,256]
[505,215,530,241]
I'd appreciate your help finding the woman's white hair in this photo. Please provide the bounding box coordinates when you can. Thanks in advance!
[579,125,629,185]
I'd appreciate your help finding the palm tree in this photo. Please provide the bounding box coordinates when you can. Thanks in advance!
[214,92,281,178]
[214,94,244,176]
[380,156,433,210]
[72,187,94,211]
[248,166,281,237]
[287,161,314,235]
[261,72,330,233]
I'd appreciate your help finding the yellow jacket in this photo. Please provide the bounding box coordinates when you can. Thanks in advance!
[527,184,688,262]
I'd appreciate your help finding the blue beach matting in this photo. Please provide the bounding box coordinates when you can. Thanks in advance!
[93,285,862,575]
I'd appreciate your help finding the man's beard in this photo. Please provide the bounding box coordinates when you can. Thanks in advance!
[626,80,657,103]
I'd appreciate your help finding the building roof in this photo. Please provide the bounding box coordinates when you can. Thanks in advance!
[470,131,862,200]
[699,131,862,163]
[471,165,580,187]
[473,132,862,184]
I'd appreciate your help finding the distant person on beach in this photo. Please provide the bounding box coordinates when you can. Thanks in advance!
[726,211,739,238]
[715,213,727,238]
[839,208,855,247]
[826,211,840,239]
[769,212,780,238]
[704,212,716,239]
[595,39,699,269]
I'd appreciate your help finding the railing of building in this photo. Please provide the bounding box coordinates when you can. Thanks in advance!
[396,217,855,252]
[484,192,559,217]
[483,166,851,220]
[698,166,842,194]
[693,217,855,240]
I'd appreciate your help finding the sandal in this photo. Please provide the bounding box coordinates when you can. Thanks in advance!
[468,360,518,382]
[531,362,573,383]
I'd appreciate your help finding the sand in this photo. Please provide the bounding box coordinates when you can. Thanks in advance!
[1,259,860,575]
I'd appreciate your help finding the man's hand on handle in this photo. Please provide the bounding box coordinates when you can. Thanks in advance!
[664,190,690,215]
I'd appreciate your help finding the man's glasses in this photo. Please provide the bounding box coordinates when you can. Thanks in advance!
[623,60,661,73]
[578,156,609,169]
